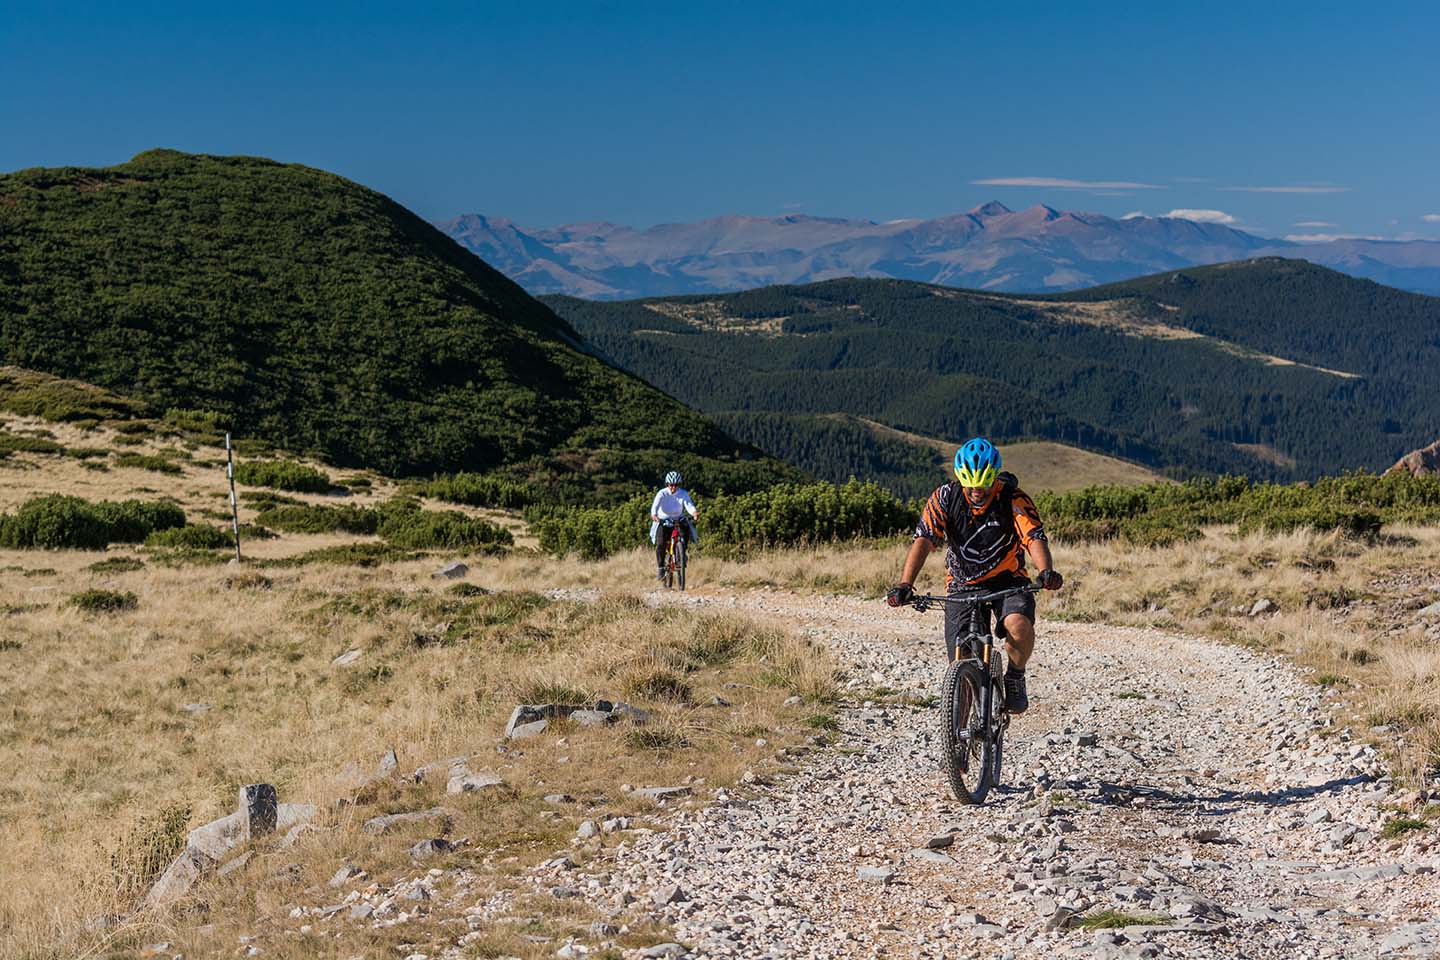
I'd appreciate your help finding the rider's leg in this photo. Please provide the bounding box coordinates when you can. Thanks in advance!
[654,533,667,580]
[1002,613,1035,668]
[943,602,963,663]
[1001,613,1033,714]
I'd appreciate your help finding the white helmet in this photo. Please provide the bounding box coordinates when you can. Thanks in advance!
[664,470,682,485]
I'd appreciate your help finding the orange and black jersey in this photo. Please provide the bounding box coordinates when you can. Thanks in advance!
[914,477,1047,588]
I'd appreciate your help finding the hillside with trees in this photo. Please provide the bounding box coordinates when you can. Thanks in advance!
[544,261,1440,483]
[0,150,797,501]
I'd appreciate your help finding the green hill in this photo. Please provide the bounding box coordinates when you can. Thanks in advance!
[0,150,797,501]
[543,262,1440,482]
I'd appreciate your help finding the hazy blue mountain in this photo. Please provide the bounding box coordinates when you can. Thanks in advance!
[438,203,1440,298]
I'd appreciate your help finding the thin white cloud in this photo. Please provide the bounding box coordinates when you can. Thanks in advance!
[1164,208,1237,224]
[1293,220,1336,228]
[1221,185,1349,194]
[1120,211,1147,220]
[972,177,1164,190]
[1285,233,1384,243]
[1423,214,1440,223]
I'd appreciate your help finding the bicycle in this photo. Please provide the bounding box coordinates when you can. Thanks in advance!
[901,583,1042,804]
[660,519,688,591]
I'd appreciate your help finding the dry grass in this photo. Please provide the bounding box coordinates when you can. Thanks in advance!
[0,436,836,959]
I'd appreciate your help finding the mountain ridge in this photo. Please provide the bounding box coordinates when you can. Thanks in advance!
[441,203,1440,299]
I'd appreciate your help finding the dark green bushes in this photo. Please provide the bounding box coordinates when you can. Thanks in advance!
[234,460,331,493]
[1035,472,1440,543]
[0,431,64,458]
[68,589,139,613]
[0,495,185,549]
[374,499,512,550]
[113,452,183,475]
[417,472,536,510]
[146,525,234,549]
[530,479,912,560]
[255,504,379,535]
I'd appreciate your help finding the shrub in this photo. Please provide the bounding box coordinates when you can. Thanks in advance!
[68,589,139,613]
[86,557,145,574]
[146,525,234,549]
[94,500,187,542]
[420,472,536,510]
[375,498,512,550]
[234,460,331,493]
[255,503,379,535]
[0,495,111,549]
[1236,506,1382,538]
[0,431,64,457]
[113,452,183,475]
[267,542,421,567]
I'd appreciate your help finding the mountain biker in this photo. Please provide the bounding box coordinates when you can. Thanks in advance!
[650,470,699,583]
[885,438,1062,714]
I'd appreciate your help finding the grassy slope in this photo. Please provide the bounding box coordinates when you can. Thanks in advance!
[544,263,1440,482]
[0,434,834,959]
[0,151,797,501]
[854,417,1162,493]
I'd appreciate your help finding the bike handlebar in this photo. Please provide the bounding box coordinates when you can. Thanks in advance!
[904,583,1041,611]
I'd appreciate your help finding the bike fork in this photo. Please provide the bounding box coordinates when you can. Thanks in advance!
[978,639,993,742]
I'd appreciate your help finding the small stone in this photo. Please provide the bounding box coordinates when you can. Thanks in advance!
[1043,906,1077,931]
[329,865,362,887]
[1249,598,1276,617]
[544,794,573,805]
[906,847,954,864]
[216,851,253,878]
[238,784,278,838]
[1306,808,1333,825]
[857,865,898,884]
[634,786,692,802]
[569,709,611,728]
[925,834,955,849]
[350,901,374,920]
[652,883,689,905]
[576,820,598,839]
[446,771,505,795]
[182,702,211,714]
[408,838,454,860]
[363,806,455,836]
[433,561,468,580]
[378,748,398,778]
[638,945,686,960]
[783,696,803,707]
[331,649,362,667]
[509,719,549,740]
[403,886,429,902]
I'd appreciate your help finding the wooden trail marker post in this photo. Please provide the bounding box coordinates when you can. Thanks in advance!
[225,432,242,562]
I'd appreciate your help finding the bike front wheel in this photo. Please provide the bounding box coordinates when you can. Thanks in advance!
[675,538,686,591]
[939,659,994,804]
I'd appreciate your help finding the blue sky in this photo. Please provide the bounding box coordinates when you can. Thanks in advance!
[4,1,1437,240]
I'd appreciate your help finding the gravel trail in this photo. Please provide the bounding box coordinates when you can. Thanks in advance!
[554,588,1440,959]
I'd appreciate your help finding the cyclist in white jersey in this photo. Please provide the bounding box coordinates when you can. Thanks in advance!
[650,470,699,582]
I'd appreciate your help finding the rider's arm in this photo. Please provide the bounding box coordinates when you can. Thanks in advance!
[650,489,665,522]
[899,537,933,586]
[1025,538,1054,577]
[681,490,698,518]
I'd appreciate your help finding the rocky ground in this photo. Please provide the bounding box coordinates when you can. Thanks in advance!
[312,587,1440,960]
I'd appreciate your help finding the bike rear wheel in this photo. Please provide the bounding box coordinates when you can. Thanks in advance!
[664,539,675,590]
[675,538,686,591]
[939,659,993,804]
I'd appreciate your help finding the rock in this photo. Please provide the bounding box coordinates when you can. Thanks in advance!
[331,649,362,667]
[1043,906,1077,931]
[505,703,582,736]
[433,561,468,580]
[653,884,689,905]
[637,945,686,959]
[187,811,246,860]
[350,901,374,920]
[145,847,214,906]
[413,756,469,784]
[576,820,598,839]
[329,865,363,887]
[409,838,455,860]
[1182,827,1223,843]
[509,719,549,740]
[1306,808,1333,825]
[543,794,573,804]
[906,847,954,864]
[612,702,652,724]
[182,702,211,714]
[635,786,692,802]
[1074,732,1099,748]
[1249,598,1276,617]
[783,696,803,706]
[856,865,897,884]
[569,709,612,728]
[378,748,399,778]
[363,806,455,836]
[1418,600,1440,618]
[403,885,429,901]
[275,803,316,832]
[216,850,253,878]
[446,770,505,795]
[925,833,955,849]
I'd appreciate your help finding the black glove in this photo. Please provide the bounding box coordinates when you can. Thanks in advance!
[1038,569,1063,590]
[886,583,914,607]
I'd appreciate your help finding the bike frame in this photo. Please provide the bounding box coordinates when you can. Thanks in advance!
[910,584,1041,745]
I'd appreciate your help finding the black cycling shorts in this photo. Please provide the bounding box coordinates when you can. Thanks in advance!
[943,573,1035,662]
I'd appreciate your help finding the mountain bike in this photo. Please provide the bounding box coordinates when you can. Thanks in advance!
[660,519,688,591]
[902,583,1041,804]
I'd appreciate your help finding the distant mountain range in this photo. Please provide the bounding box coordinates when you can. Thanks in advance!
[438,203,1440,298]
